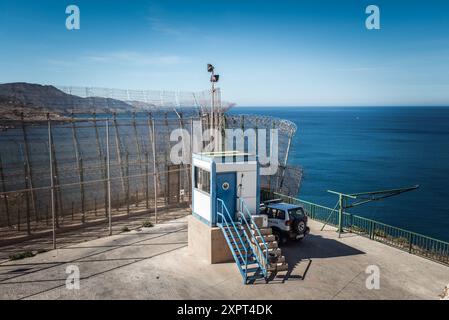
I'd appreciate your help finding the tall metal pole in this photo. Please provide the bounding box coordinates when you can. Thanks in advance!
[106,120,112,236]
[151,115,158,224]
[20,113,38,222]
[211,69,214,128]
[278,131,293,189]
[0,155,10,226]
[48,119,56,249]
[338,194,343,238]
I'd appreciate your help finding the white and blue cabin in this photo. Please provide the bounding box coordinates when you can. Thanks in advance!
[191,151,260,226]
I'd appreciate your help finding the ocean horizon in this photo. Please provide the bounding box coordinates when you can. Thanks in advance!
[230,106,449,242]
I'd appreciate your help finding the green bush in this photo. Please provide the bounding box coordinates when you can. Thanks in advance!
[142,221,154,228]
[9,251,35,260]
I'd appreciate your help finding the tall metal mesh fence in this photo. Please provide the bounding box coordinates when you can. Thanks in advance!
[0,85,300,258]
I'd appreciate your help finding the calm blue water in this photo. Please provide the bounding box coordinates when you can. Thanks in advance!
[231,107,449,242]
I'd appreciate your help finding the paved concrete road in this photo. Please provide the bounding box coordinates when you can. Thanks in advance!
[0,216,447,300]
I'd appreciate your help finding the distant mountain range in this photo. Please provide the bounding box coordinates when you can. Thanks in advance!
[0,83,140,120]
[0,82,233,121]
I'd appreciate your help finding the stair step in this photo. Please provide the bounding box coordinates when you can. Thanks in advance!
[273,255,285,264]
[253,235,275,243]
[246,274,265,281]
[230,240,249,246]
[264,255,286,265]
[262,248,281,256]
[239,259,258,265]
[232,245,250,251]
[228,238,248,245]
[233,247,251,254]
[275,263,289,272]
[245,267,260,273]
[267,262,288,272]
[253,241,278,249]
[227,228,245,234]
[226,233,247,240]
[228,235,247,242]
[250,228,272,236]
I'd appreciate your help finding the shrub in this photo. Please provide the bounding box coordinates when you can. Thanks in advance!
[142,221,154,228]
[9,251,35,261]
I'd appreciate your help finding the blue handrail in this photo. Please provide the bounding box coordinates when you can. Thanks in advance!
[238,198,269,276]
[216,198,249,282]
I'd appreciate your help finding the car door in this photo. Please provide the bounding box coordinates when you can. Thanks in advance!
[268,208,282,229]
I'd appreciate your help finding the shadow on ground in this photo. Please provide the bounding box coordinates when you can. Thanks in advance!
[269,233,365,283]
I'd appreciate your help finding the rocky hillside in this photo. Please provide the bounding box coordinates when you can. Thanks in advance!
[0,83,135,120]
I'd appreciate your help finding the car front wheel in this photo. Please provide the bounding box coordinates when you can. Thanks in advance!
[272,230,287,246]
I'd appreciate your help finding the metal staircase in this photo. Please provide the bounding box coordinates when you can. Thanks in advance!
[217,198,288,284]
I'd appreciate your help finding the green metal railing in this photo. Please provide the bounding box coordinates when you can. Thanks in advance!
[262,190,449,266]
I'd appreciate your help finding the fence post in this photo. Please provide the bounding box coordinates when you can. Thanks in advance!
[145,152,149,209]
[132,112,144,177]
[103,156,108,218]
[125,152,130,215]
[23,162,31,235]
[48,117,56,249]
[20,113,38,223]
[0,155,11,227]
[164,113,169,208]
[409,233,413,253]
[150,114,158,224]
[338,194,343,237]
[113,113,125,193]
[106,119,112,236]
[80,157,85,223]
[17,205,21,231]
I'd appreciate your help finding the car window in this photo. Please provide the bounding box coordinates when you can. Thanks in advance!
[266,208,275,218]
[267,208,286,220]
[288,208,305,218]
[277,210,285,220]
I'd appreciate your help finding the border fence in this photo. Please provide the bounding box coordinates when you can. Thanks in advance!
[0,84,301,258]
[0,112,301,258]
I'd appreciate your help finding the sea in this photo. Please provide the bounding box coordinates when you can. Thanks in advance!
[230,107,449,242]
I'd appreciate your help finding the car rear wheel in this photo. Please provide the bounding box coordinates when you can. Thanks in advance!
[297,220,307,234]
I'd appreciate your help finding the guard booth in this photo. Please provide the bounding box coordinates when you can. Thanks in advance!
[188,151,260,263]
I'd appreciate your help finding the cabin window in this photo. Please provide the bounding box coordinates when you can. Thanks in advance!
[194,167,210,194]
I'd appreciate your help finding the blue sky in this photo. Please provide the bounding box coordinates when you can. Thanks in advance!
[0,0,448,106]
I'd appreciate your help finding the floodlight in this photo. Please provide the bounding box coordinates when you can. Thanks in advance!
[210,74,219,82]
[207,64,214,73]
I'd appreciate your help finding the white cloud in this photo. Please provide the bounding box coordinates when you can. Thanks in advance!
[334,66,385,72]
[147,17,182,36]
[85,51,187,65]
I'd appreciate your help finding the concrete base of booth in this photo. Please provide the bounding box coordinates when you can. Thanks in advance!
[188,215,233,264]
